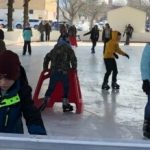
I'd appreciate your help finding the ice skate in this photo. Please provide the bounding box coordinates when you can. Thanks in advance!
[62,98,73,112]
[63,104,73,112]
[91,48,95,54]
[101,83,110,90]
[111,82,120,89]
[143,120,150,139]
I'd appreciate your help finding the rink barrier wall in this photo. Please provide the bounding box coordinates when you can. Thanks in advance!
[0,135,150,150]
[3,29,150,45]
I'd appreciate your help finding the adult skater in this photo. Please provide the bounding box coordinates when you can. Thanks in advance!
[101,31,129,90]
[123,24,134,45]
[140,43,150,138]
[83,25,99,54]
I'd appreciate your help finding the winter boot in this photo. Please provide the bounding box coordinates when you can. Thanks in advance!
[91,48,95,54]
[62,98,73,112]
[111,82,120,89]
[143,120,150,139]
[101,83,110,90]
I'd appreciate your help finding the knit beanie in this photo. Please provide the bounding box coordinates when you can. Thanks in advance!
[0,50,20,80]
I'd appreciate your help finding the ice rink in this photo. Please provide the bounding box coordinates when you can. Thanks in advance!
[1,41,150,149]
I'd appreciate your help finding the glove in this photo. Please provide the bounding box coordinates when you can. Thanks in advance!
[113,53,119,59]
[142,80,150,95]
[124,54,129,59]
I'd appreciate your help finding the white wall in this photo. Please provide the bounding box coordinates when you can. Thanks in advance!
[3,29,150,44]
[107,6,146,33]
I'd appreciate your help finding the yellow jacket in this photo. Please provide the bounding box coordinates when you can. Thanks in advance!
[104,31,126,59]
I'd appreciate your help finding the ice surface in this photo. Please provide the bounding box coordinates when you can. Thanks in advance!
[4,42,149,148]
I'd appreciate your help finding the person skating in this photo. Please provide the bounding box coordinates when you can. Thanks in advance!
[140,43,150,138]
[0,50,46,134]
[123,24,134,45]
[102,23,112,54]
[102,31,129,90]
[22,22,32,55]
[68,25,78,48]
[41,38,77,112]
[83,25,99,54]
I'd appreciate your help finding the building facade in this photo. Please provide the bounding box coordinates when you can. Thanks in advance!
[0,0,57,21]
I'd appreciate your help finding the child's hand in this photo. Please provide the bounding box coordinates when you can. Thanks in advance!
[113,53,119,59]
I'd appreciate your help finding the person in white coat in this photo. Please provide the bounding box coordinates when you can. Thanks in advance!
[140,43,150,138]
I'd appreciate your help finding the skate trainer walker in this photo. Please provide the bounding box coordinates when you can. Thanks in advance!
[33,69,83,113]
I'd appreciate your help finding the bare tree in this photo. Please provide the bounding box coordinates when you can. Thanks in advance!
[23,0,30,28]
[59,0,85,25]
[7,0,14,31]
[82,1,107,29]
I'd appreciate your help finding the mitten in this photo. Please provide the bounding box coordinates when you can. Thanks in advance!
[113,53,119,59]
[124,54,129,59]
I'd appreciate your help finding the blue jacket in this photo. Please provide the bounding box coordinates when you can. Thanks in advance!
[140,43,150,81]
[23,27,32,41]
[0,73,46,135]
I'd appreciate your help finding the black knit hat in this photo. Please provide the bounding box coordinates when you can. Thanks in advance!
[0,50,20,80]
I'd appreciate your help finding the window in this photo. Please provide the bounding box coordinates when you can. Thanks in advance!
[29,10,33,14]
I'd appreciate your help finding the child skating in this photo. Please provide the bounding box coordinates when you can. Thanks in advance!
[102,31,129,90]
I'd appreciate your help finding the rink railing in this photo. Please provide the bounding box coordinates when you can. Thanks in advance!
[0,135,150,150]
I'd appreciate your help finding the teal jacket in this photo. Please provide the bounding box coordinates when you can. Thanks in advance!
[141,43,150,81]
[23,27,32,41]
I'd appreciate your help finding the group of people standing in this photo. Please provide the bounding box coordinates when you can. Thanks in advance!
[38,20,52,42]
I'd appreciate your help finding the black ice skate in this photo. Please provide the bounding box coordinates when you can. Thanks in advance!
[111,82,120,89]
[91,48,95,54]
[102,83,110,90]
[63,104,73,112]
[143,120,150,139]
[62,98,73,112]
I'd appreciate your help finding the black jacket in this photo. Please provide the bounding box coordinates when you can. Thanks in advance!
[84,28,99,41]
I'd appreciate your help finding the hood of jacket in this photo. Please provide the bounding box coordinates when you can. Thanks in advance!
[111,31,119,42]
[104,31,126,58]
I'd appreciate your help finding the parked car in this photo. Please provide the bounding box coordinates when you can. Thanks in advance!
[14,19,40,29]
[29,19,40,29]
[145,23,150,32]
[0,19,7,28]
[51,21,70,30]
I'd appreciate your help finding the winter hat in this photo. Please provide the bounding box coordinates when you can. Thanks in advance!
[0,50,20,80]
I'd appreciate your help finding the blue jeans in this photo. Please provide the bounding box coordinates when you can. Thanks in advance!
[145,93,150,120]
[45,70,69,98]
